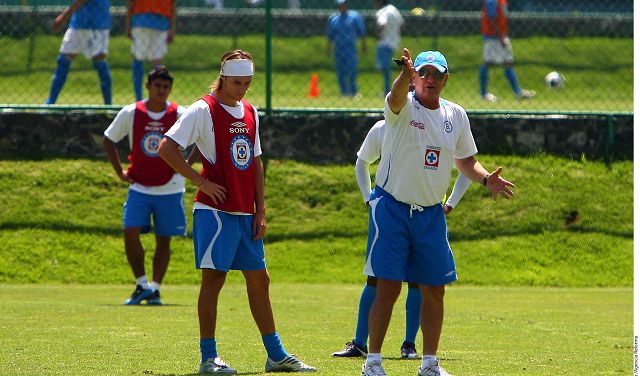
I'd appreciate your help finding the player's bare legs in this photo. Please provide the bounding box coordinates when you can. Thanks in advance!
[124,227,145,277]
[420,285,445,355]
[198,269,227,338]
[368,278,402,352]
[242,269,276,335]
[152,235,171,284]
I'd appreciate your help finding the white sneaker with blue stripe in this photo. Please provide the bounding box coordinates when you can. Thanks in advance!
[265,354,316,372]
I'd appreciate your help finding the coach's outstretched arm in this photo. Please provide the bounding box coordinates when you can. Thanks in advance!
[158,137,227,205]
[388,48,414,114]
[455,156,515,201]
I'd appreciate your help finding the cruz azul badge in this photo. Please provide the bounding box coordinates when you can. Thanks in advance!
[141,131,163,157]
[424,146,441,170]
[230,135,253,170]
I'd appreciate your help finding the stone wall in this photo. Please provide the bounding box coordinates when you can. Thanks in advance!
[0,111,632,163]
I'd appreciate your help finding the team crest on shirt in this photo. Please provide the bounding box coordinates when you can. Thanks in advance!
[444,120,453,133]
[141,131,163,157]
[424,146,441,170]
[230,135,253,170]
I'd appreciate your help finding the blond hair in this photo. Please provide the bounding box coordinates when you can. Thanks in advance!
[210,50,254,93]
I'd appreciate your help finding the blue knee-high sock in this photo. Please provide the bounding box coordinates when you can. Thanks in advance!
[262,332,288,362]
[46,54,72,104]
[132,59,144,101]
[93,60,112,105]
[504,67,521,95]
[404,287,421,344]
[479,64,489,96]
[382,68,391,96]
[354,284,377,348]
[200,338,217,363]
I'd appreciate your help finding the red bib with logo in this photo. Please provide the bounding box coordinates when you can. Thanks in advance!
[195,95,257,214]
[126,100,178,186]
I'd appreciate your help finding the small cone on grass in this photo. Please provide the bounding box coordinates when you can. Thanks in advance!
[308,73,320,98]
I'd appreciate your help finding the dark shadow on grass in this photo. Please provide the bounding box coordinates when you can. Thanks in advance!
[0,220,195,238]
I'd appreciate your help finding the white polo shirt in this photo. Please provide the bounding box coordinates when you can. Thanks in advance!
[376,4,404,50]
[376,92,477,207]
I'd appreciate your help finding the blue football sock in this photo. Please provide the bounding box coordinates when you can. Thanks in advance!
[262,332,288,362]
[479,64,489,96]
[504,67,521,95]
[46,54,71,104]
[200,338,217,363]
[132,59,144,101]
[354,284,377,348]
[405,286,422,343]
[93,59,112,105]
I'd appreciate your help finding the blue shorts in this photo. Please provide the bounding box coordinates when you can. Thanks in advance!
[123,189,187,236]
[363,187,457,286]
[376,45,394,70]
[193,209,266,271]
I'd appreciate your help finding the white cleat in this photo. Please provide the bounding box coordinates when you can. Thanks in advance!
[199,357,237,374]
[516,89,536,100]
[417,359,452,376]
[265,354,317,372]
[482,92,498,102]
[362,360,387,376]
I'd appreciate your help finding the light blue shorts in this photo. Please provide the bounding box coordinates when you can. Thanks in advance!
[363,187,457,286]
[123,189,186,236]
[193,209,266,271]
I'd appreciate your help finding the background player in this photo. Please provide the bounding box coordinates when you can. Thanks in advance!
[45,0,112,105]
[103,66,187,305]
[479,0,535,102]
[126,0,176,101]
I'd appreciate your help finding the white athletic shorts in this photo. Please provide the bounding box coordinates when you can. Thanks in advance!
[483,38,514,65]
[59,28,110,59]
[131,27,168,61]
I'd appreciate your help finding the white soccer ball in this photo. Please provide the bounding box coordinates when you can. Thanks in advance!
[545,71,565,90]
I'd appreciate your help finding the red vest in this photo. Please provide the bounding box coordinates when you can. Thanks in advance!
[131,0,173,18]
[481,0,509,37]
[195,95,257,214]
[126,101,178,186]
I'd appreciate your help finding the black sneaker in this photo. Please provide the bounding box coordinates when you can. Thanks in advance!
[400,341,418,359]
[124,284,153,305]
[147,290,162,305]
[332,341,367,357]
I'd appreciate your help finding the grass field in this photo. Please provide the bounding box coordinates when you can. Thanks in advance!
[0,155,633,287]
[0,34,633,111]
[0,284,633,375]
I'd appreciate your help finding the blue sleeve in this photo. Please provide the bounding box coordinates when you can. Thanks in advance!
[486,0,497,19]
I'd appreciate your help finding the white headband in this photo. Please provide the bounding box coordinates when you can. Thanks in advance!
[221,59,254,76]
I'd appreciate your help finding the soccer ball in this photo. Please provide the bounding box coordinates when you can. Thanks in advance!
[411,7,425,16]
[545,71,565,90]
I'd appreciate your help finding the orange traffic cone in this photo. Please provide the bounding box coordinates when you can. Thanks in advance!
[308,73,320,98]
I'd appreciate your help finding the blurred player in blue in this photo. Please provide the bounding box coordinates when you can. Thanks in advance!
[326,0,367,98]
[361,48,515,376]
[374,0,404,96]
[103,66,187,306]
[479,0,535,102]
[332,119,471,360]
[126,0,176,101]
[45,0,112,105]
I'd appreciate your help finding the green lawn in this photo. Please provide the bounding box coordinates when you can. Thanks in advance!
[0,156,633,287]
[0,34,632,111]
[0,284,632,375]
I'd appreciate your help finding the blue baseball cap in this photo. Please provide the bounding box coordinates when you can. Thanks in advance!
[413,51,448,73]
